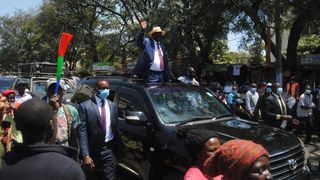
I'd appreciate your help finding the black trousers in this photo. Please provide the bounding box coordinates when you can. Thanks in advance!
[294,116,313,143]
[85,141,118,180]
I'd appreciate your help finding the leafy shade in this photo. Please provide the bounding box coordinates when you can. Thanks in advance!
[297,35,320,55]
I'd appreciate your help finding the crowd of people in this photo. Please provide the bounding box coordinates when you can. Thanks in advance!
[0,19,316,180]
[209,77,320,145]
[0,79,274,180]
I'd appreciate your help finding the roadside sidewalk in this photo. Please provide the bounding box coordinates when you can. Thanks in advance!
[303,135,320,179]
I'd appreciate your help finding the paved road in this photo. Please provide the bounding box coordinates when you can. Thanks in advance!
[302,134,320,179]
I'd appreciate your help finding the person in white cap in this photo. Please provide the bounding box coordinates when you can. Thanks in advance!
[133,19,172,83]
[45,78,79,149]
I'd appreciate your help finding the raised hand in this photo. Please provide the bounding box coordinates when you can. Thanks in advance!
[140,19,147,30]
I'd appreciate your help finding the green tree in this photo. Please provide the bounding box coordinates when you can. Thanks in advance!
[0,11,40,70]
[229,0,320,74]
[297,35,320,55]
[216,51,250,65]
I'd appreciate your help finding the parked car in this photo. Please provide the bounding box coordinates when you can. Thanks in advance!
[0,76,30,93]
[30,76,75,102]
[72,76,311,180]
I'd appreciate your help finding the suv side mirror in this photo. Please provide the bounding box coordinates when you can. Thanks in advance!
[124,110,147,126]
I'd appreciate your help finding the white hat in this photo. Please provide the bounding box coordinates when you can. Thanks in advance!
[47,78,65,90]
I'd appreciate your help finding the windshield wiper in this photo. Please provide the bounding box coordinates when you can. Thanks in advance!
[214,114,235,119]
[177,117,214,126]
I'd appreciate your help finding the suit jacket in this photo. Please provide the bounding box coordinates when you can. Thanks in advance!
[133,31,171,82]
[77,97,120,161]
[261,93,287,128]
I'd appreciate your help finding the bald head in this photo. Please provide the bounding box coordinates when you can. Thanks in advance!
[187,67,196,78]
[15,98,53,135]
[272,82,281,91]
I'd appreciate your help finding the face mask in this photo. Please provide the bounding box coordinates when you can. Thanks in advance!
[266,87,272,93]
[250,88,257,93]
[235,99,243,105]
[276,88,283,95]
[305,90,311,95]
[262,81,267,85]
[99,89,109,99]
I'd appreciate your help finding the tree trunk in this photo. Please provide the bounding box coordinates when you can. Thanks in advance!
[286,12,310,73]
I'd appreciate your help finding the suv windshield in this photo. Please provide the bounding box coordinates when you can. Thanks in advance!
[148,86,232,124]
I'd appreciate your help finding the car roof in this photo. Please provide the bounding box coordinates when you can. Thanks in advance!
[0,76,17,79]
[81,76,128,81]
[79,76,196,89]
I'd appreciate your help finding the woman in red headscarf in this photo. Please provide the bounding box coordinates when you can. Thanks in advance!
[204,139,272,180]
[0,90,22,154]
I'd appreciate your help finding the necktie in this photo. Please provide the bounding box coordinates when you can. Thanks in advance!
[100,100,106,132]
[157,42,164,71]
[279,96,287,115]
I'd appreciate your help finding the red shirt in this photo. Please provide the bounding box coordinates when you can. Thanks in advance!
[184,166,222,180]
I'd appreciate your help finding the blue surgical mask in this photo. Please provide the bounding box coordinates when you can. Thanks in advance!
[250,88,257,93]
[305,90,311,95]
[276,87,283,95]
[99,89,109,99]
[235,99,243,105]
[266,87,272,93]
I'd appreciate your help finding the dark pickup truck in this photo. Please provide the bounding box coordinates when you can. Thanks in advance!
[72,76,311,180]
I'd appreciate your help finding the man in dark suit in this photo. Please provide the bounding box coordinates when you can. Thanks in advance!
[78,79,120,180]
[261,82,293,129]
[133,19,171,83]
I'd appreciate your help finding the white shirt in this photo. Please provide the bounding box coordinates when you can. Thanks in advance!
[95,96,114,142]
[150,41,163,71]
[177,76,200,86]
[245,91,259,114]
[15,93,32,104]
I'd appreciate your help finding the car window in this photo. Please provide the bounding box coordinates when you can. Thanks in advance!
[64,81,75,94]
[72,82,115,104]
[14,78,31,90]
[147,86,231,124]
[0,78,15,92]
[32,81,47,98]
[117,87,147,119]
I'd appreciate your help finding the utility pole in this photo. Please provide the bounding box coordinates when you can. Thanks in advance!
[275,0,282,84]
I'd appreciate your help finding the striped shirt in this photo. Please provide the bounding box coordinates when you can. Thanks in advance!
[297,93,313,117]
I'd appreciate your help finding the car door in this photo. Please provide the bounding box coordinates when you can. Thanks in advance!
[115,86,151,179]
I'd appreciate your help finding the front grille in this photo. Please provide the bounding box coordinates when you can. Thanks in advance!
[269,144,305,180]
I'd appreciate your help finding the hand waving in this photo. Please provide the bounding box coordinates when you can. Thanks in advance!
[140,19,147,30]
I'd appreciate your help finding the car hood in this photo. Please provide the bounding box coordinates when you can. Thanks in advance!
[184,117,301,155]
